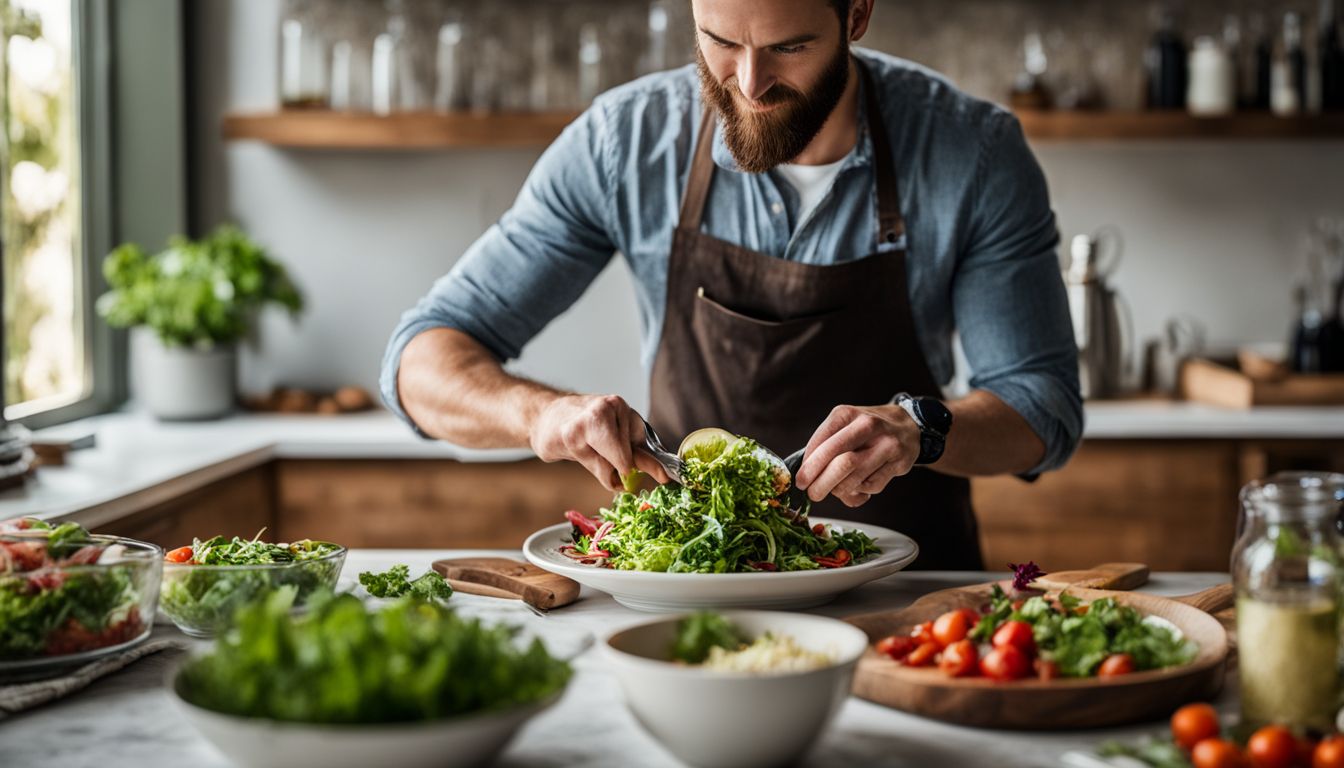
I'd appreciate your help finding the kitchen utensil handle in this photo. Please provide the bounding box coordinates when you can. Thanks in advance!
[1171,583,1235,614]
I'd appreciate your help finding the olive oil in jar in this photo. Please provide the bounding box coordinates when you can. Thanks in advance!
[1237,594,1340,730]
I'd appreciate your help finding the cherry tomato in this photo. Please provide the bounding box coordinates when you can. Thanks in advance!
[979,645,1029,681]
[165,546,194,564]
[1034,658,1060,681]
[1191,738,1247,768]
[932,608,979,647]
[1314,736,1344,768]
[1171,703,1221,751]
[992,620,1037,656]
[910,620,936,646]
[875,635,916,661]
[1246,725,1297,768]
[1097,653,1135,677]
[904,641,940,668]
[938,639,978,678]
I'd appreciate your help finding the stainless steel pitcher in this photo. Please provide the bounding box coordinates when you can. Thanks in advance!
[1064,230,1130,399]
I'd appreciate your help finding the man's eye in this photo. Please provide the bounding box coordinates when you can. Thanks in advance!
[772,45,805,54]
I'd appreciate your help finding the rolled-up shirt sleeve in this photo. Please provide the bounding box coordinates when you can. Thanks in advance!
[954,114,1083,475]
[379,102,619,434]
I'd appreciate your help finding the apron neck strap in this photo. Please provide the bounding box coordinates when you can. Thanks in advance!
[679,56,906,248]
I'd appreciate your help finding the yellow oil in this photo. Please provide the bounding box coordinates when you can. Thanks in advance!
[1237,595,1340,730]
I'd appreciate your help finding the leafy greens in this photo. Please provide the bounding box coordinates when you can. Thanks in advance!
[671,611,746,664]
[359,564,453,602]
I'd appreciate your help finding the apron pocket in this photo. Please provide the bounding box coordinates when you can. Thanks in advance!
[694,287,842,326]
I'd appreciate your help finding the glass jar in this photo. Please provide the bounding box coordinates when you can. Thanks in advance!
[278,0,330,108]
[1233,472,1344,730]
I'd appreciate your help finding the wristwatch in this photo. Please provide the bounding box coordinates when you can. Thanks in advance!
[891,392,952,465]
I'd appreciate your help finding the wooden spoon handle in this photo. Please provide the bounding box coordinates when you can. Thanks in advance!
[1171,583,1235,614]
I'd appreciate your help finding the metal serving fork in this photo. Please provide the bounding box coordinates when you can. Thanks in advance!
[639,417,686,486]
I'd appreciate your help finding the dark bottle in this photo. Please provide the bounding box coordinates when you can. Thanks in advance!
[1285,12,1309,112]
[1291,285,1324,374]
[1145,6,1187,110]
[1252,13,1273,110]
[1323,0,1344,111]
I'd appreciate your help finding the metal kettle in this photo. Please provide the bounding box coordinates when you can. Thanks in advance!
[1063,230,1130,399]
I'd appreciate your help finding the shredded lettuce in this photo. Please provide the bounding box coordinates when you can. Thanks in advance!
[567,437,879,573]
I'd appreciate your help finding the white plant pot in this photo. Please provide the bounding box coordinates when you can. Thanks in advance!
[130,328,237,421]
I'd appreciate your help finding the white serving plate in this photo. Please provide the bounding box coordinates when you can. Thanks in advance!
[523,517,917,612]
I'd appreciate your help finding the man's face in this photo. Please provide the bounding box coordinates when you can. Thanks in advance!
[693,0,851,173]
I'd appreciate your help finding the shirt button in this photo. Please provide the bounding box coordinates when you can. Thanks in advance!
[770,202,784,215]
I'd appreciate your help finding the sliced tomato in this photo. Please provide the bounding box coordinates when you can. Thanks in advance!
[939,639,978,677]
[910,620,936,646]
[932,608,978,647]
[992,620,1037,656]
[1097,653,1135,677]
[564,510,600,537]
[875,635,916,661]
[904,641,940,667]
[165,546,194,564]
[2,540,48,571]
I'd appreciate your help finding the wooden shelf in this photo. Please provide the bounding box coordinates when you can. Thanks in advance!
[223,108,1344,150]
[1016,109,1344,141]
[222,110,582,149]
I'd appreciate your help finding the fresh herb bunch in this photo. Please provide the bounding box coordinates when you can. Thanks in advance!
[671,611,746,664]
[159,533,344,636]
[567,437,880,573]
[0,520,146,659]
[359,564,453,602]
[969,585,1198,677]
[97,224,303,347]
[178,588,572,723]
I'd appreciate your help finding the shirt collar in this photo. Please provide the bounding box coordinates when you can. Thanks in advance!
[707,58,875,176]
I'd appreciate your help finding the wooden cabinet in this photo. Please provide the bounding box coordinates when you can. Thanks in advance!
[273,459,612,549]
[96,465,276,548]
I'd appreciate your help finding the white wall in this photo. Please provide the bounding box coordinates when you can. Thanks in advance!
[192,0,1344,410]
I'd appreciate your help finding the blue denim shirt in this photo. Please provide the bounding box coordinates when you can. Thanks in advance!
[381,48,1083,474]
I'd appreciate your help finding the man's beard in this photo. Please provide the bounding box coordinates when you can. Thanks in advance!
[696,43,850,174]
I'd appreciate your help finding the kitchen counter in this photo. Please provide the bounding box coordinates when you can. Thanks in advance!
[0,549,1232,768]
[6,402,1342,529]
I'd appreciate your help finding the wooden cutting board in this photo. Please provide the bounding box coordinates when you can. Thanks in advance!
[845,564,1234,730]
[432,557,581,610]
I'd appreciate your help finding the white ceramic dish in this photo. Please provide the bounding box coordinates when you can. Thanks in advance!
[603,610,870,768]
[171,667,561,768]
[523,517,917,612]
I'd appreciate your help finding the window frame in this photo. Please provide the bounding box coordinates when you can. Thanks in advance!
[10,0,186,429]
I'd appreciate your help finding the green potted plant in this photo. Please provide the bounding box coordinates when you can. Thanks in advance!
[97,225,303,420]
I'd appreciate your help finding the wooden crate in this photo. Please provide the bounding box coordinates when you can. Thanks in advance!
[1179,357,1344,409]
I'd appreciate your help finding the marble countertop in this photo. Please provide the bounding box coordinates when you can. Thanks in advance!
[0,549,1233,768]
[5,402,1341,529]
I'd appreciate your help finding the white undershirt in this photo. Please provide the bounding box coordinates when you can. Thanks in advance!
[773,158,846,229]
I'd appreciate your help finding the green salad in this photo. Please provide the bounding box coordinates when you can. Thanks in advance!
[177,588,571,723]
[562,436,879,573]
[159,532,345,637]
[1,518,153,659]
[358,564,453,602]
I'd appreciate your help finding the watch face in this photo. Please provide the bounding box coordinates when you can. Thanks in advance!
[915,398,953,436]
[919,433,946,464]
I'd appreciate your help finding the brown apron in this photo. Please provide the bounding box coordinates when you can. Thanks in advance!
[648,60,983,570]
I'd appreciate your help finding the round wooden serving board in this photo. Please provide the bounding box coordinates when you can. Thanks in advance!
[844,567,1234,730]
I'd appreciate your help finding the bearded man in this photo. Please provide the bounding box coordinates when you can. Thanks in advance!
[381,0,1083,569]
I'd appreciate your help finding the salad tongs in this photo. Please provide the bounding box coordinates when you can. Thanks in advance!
[639,417,686,486]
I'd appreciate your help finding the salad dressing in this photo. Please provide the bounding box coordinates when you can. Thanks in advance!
[1236,594,1340,730]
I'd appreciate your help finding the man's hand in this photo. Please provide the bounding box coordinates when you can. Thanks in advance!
[793,404,921,508]
[529,394,671,492]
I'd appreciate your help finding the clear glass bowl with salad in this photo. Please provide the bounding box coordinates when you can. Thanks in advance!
[159,532,346,637]
[0,518,163,674]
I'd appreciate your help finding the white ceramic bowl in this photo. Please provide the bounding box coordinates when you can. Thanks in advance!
[525,517,918,612]
[170,667,561,768]
[602,611,869,768]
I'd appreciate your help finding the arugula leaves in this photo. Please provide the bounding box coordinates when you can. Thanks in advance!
[178,588,571,723]
[671,611,746,664]
[358,564,453,602]
[971,586,1197,676]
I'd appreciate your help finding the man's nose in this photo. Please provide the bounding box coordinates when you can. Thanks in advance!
[736,51,775,102]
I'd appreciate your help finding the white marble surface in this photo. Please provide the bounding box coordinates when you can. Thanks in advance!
[0,549,1233,768]
[5,402,1341,530]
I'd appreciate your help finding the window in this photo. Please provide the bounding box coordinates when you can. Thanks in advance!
[2,0,85,420]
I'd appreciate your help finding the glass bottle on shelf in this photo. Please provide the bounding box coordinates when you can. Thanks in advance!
[1233,472,1344,732]
[278,0,329,109]
[329,2,374,112]
[434,17,465,112]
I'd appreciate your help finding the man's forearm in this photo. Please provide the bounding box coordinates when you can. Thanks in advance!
[397,327,564,448]
[936,390,1046,477]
